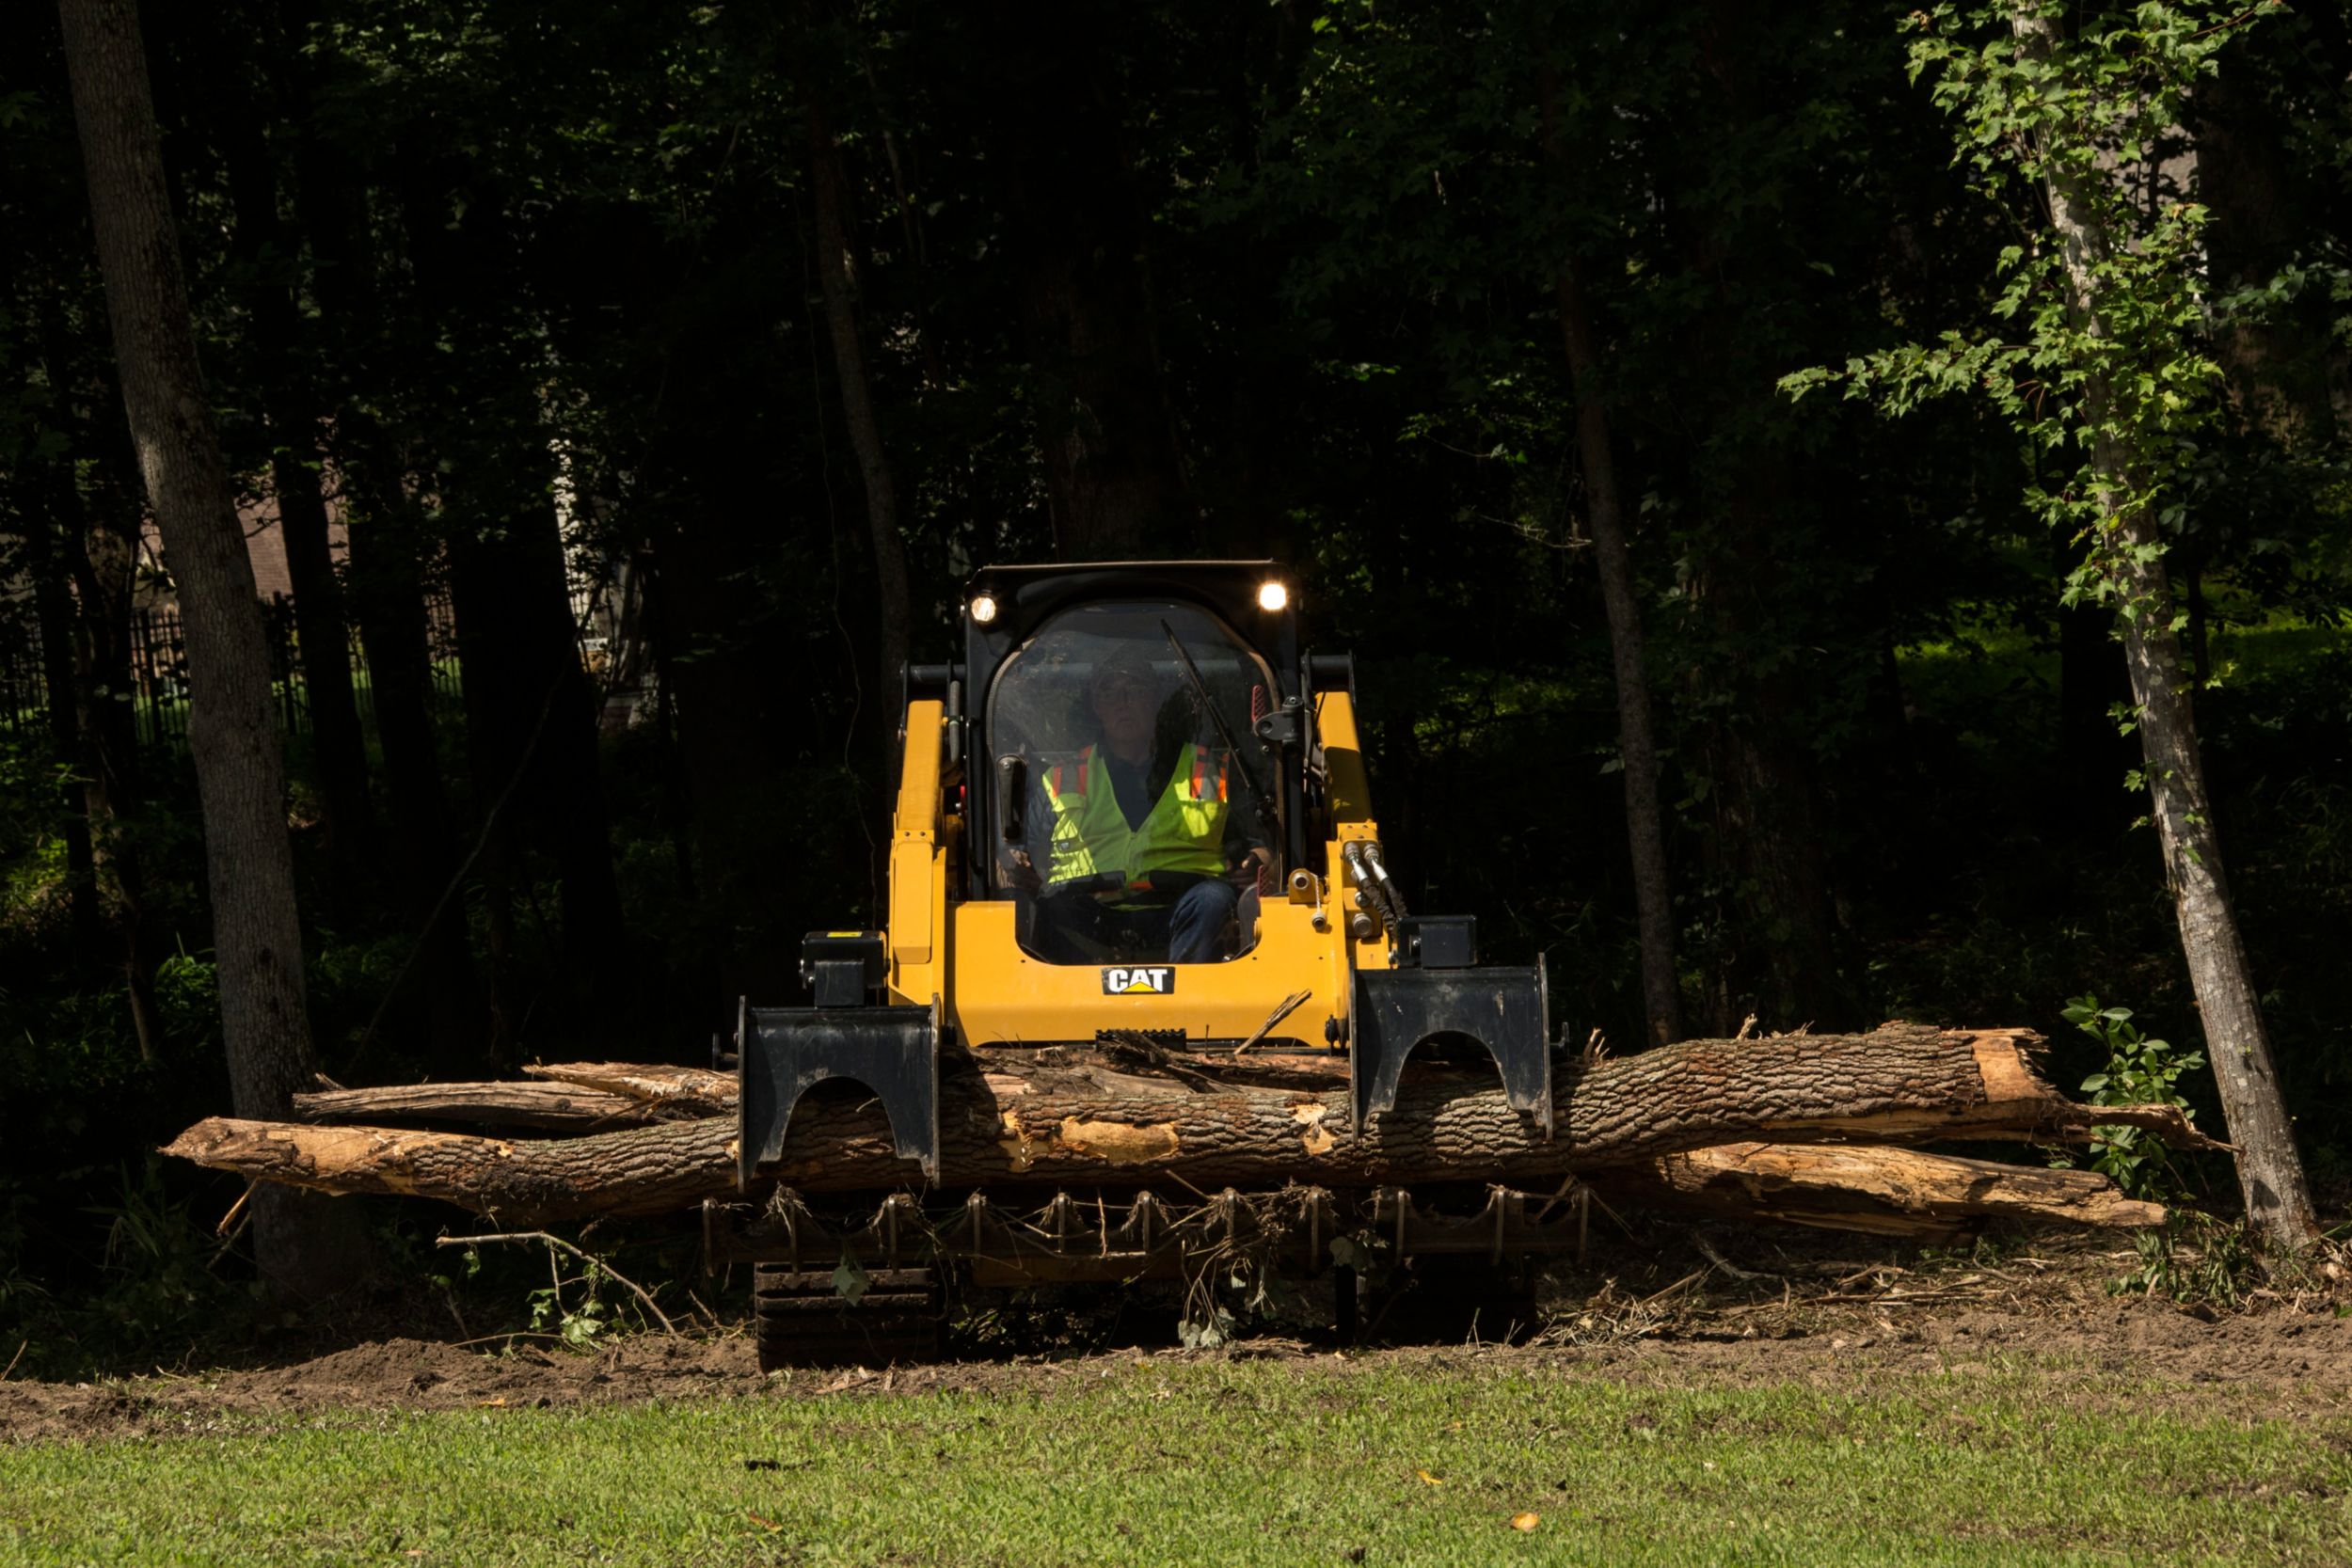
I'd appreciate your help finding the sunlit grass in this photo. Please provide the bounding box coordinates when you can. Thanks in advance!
[4,1356,2346,1566]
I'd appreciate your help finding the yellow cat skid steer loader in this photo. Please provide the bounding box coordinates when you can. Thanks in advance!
[707,562,1564,1366]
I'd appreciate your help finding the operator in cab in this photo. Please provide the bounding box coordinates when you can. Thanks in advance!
[1010,644,1270,963]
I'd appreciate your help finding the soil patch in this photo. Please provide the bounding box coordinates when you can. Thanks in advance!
[8,1233,2351,1443]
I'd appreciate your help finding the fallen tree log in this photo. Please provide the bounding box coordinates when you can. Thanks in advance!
[288,1047,1354,1129]
[167,1024,2212,1222]
[521,1061,736,1107]
[1597,1141,2167,1240]
[294,1081,654,1131]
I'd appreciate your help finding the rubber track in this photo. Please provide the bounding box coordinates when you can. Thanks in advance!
[752,1265,942,1370]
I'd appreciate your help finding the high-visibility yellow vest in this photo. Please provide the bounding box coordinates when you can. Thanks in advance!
[1041,742,1230,898]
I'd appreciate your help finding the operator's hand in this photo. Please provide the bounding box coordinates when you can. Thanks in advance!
[1227,844,1273,888]
[1004,847,1042,892]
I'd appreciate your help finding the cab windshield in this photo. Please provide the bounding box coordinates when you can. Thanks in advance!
[987,601,1280,965]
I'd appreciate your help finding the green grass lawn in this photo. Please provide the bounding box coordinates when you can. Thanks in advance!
[4,1356,2347,1566]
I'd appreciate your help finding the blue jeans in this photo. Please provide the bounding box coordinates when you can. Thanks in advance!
[1023,878,1241,964]
[1165,879,1241,964]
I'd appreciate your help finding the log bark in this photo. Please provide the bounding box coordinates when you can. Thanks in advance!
[168,1024,2214,1222]
[1603,1141,2166,1239]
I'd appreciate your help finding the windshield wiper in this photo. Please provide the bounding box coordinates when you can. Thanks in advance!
[1159,620,1275,829]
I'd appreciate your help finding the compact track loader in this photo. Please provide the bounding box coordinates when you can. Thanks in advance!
[711,562,1567,1366]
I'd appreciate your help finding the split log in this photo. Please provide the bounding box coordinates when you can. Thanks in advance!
[521,1061,736,1107]
[166,1024,2214,1222]
[294,1081,654,1131]
[1599,1141,2167,1240]
[288,1047,1357,1130]
[290,1062,740,1130]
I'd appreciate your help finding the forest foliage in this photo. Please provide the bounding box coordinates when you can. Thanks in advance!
[1,0,2347,1334]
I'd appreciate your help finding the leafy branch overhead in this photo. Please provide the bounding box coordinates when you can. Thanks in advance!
[1787,0,2271,618]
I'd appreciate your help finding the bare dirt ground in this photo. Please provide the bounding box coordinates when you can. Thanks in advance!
[8,1230,2351,1443]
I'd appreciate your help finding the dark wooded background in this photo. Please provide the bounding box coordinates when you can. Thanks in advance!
[2,0,2345,1341]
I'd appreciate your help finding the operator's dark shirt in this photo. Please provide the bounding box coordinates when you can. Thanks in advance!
[1100,746,1169,831]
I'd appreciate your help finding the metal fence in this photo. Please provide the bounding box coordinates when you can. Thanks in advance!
[0,616,44,741]
[0,593,461,752]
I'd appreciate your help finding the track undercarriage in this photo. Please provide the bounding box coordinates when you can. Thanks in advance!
[710,1181,1589,1369]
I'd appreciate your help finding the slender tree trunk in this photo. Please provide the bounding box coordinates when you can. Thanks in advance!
[65,475,166,1060]
[290,160,486,1067]
[446,497,628,1050]
[1559,273,1682,1046]
[1682,5,1848,1033]
[2106,535,2313,1239]
[58,0,367,1295]
[220,109,375,897]
[26,500,103,958]
[2199,44,2335,445]
[804,87,912,704]
[2014,6,2317,1248]
[270,434,372,856]
[991,2,1197,559]
[34,311,166,1053]
[339,430,485,1069]
[2055,533,2136,832]
[379,152,627,1053]
[1540,69,1679,1046]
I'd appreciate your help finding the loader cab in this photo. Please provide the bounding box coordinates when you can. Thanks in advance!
[734,557,1555,1214]
[963,565,1302,966]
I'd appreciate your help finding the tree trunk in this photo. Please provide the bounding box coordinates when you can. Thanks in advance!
[268,430,373,879]
[300,165,484,1069]
[2013,5,2318,1248]
[219,100,375,898]
[445,496,628,1051]
[2198,42,2335,444]
[340,436,485,1069]
[991,3,1197,559]
[34,309,167,1055]
[805,83,912,706]
[59,0,367,1297]
[1539,67,1679,1046]
[2112,536,2314,1240]
[167,1024,2214,1221]
[64,471,166,1060]
[2055,532,2137,832]
[24,496,103,958]
[1704,538,1845,1031]
[1605,1141,2165,1238]
[1681,6,1848,1033]
[393,159,626,1055]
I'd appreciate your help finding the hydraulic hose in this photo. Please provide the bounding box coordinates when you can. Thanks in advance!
[1343,840,1407,929]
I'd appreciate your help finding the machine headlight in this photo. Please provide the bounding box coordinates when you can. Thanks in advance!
[969,594,999,626]
[1257,580,1289,612]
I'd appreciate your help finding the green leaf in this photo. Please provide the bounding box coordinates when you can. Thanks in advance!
[832,1254,870,1307]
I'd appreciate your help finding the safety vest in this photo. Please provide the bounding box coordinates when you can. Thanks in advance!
[1041,742,1230,897]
